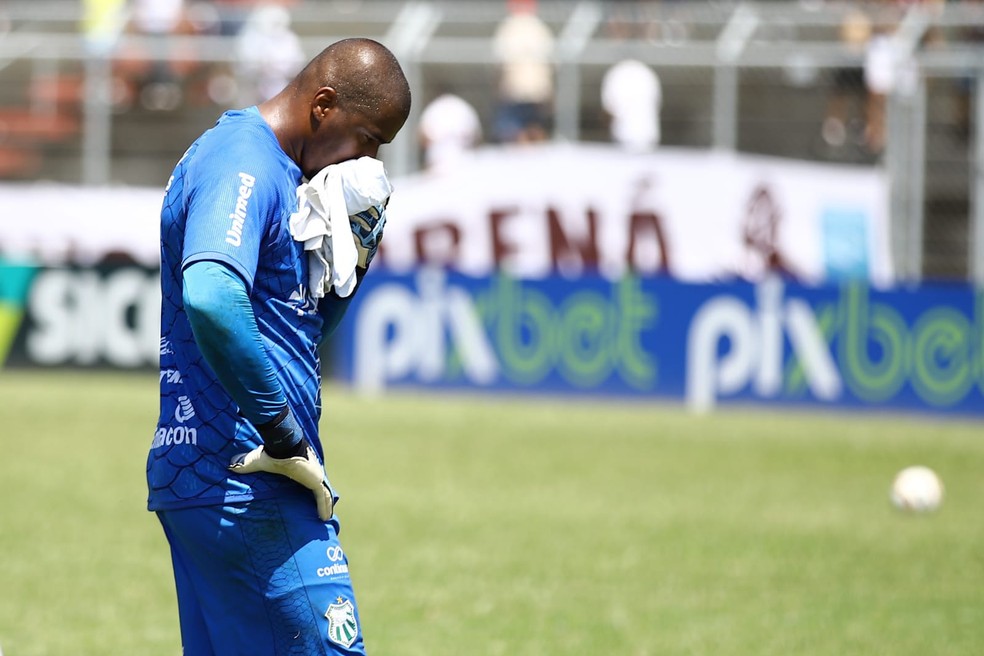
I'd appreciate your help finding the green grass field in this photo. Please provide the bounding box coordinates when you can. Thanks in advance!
[1,370,983,656]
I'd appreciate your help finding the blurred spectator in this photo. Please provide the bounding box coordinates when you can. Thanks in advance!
[211,0,260,36]
[818,0,944,156]
[861,24,898,155]
[603,0,688,46]
[491,0,555,144]
[113,0,199,111]
[181,1,234,107]
[601,59,662,152]
[82,0,126,53]
[602,0,646,41]
[418,92,482,173]
[862,0,943,155]
[234,3,305,105]
[819,7,871,151]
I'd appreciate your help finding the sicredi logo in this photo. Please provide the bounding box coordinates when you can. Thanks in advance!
[225,172,256,247]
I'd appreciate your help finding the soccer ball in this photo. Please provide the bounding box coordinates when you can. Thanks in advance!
[890,465,944,513]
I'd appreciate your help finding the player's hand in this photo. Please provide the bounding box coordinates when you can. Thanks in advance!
[230,444,335,521]
[350,204,386,269]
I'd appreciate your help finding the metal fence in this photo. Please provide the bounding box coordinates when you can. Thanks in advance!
[2,0,984,283]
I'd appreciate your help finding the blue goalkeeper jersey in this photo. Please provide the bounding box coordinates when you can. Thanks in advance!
[148,107,327,512]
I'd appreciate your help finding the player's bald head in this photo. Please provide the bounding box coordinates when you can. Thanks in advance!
[295,38,411,122]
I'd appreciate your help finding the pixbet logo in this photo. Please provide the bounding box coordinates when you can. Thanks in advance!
[686,279,984,411]
[351,271,657,392]
[353,269,498,392]
[686,277,841,411]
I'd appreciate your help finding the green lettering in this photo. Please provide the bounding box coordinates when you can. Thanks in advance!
[492,276,555,384]
[557,292,611,387]
[785,303,837,396]
[911,308,973,405]
[614,276,657,389]
[840,283,909,402]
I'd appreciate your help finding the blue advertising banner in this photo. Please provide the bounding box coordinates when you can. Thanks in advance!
[331,270,984,417]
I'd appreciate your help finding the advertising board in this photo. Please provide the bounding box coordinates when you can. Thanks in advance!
[332,270,983,416]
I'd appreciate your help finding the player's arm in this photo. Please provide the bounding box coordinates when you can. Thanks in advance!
[182,260,334,520]
[317,270,363,345]
[182,260,294,449]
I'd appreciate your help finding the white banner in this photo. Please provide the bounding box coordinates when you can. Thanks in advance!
[0,145,891,284]
[0,182,163,266]
[380,143,892,285]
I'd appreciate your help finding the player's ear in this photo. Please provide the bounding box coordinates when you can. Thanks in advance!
[312,87,338,123]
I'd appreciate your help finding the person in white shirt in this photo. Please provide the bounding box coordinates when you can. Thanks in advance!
[491,0,554,143]
[418,93,483,173]
[235,3,305,105]
[601,58,662,153]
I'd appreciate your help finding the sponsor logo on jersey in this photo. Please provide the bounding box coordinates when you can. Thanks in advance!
[316,546,349,577]
[150,425,198,449]
[325,597,358,648]
[317,563,350,578]
[174,395,196,423]
[152,395,198,450]
[225,172,256,247]
[160,368,182,384]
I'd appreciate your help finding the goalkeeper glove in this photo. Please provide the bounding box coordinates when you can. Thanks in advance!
[229,407,334,521]
[350,204,387,269]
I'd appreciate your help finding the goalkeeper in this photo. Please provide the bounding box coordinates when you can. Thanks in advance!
[147,38,410,656]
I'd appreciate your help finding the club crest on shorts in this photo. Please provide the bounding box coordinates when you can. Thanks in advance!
[325,597,358,648]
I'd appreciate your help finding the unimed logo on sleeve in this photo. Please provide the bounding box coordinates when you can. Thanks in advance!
[225,172,256,247]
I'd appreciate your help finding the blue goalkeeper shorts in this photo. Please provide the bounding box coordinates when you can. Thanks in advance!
[157,493,365,656]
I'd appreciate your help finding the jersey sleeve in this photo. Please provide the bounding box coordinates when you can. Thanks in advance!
[183,259,286,424]
[181,129,283,289]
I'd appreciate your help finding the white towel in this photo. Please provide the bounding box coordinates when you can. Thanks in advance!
[289,157,392,299]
